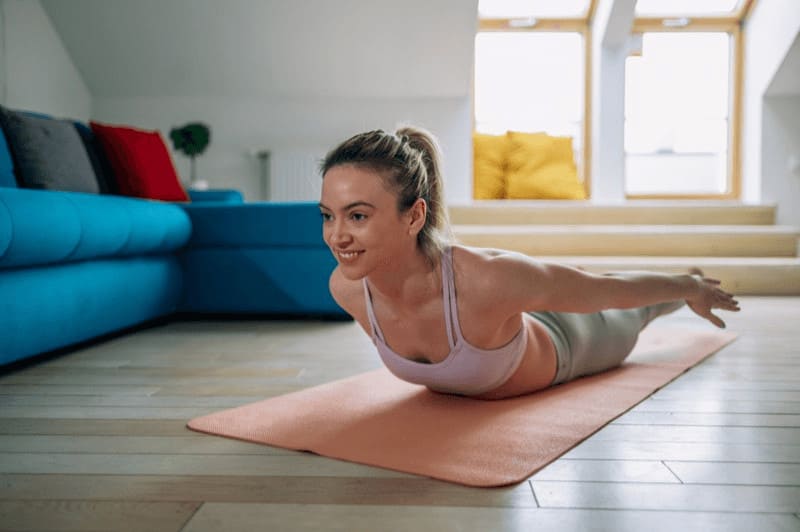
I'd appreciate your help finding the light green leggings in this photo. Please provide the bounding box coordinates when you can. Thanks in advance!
[530,300,685,385]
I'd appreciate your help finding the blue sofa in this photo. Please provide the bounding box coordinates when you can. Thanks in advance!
[0,112,345,368]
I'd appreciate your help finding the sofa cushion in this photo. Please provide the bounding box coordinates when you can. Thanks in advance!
[0,106,100,193]
[0,188,81,268]
[0,188,191,269]
[0,257,183,366]
[0,130,16,188]
[90,121,190,202]
[116,197,192,256]
[0,196,11,256]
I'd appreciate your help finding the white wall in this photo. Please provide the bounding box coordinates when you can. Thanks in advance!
[0,0,90,119]
[7,0,795,211]
[742,0,800,205]
[41,0,477,202]
[590,0,636,201]
[93,95,472,201]
[762,95,800,226]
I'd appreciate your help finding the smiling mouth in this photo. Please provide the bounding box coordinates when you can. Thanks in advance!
[336,250,364,261]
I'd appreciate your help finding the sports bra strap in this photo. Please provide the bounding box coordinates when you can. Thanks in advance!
[363,246,461,349]
[441,247,462,348]
[362,279,385,341]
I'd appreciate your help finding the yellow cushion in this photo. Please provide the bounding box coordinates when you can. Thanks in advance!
[505,131,586,200]
[472,132,509,199]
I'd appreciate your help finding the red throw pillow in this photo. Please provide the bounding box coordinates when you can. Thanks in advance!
[90,121,189,202]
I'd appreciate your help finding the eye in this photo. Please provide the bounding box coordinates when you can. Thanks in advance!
[320,212,333,222]
[350,212,367,222]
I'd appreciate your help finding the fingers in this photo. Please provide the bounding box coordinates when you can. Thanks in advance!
[713,287,740,311]
[721,298,740,311]
[708,312,726,328]
[687,274,741,326]
[706,288,738,326]
[719,301,741,311]
[696,306,727,328]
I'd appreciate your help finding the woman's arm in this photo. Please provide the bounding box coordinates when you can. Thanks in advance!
[478,250,739,327]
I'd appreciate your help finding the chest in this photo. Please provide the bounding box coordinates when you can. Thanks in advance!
[365,288,518,365]
[372,298,454,364]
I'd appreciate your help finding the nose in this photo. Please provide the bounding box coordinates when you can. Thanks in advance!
[327,219,351,248]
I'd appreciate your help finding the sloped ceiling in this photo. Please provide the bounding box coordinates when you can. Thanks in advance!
[41,0,477,100]
[767,32,800,96]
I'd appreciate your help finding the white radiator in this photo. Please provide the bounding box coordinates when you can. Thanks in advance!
[259,150,324,202]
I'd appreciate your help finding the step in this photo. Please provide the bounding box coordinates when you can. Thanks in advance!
[452,225,800,257]
[531,256,800,296]
[449,201,776,225]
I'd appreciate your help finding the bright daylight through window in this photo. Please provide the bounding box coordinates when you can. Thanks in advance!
[624,32,731,195]
[474,32,584,146]
[475,0,749,198]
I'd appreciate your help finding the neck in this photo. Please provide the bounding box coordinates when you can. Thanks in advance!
[366,247,441,308]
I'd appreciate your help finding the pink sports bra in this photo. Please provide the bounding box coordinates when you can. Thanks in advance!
[362,247,527,396]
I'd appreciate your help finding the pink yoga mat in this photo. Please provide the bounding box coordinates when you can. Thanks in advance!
[188,325,736,487]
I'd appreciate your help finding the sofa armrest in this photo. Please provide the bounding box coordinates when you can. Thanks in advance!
[188,189,244,204]
[179,201,323,248]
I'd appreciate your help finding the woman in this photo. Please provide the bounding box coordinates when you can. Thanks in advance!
[318,127,740,400]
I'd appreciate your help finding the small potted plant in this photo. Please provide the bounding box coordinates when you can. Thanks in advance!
[170,122,211,187]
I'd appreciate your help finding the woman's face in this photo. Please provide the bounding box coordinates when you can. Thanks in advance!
[319,164,416,280]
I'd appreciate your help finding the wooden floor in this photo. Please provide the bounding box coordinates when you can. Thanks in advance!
[1,297,799,531]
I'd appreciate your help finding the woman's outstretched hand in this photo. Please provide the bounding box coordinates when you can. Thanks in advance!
[686,271,741,328]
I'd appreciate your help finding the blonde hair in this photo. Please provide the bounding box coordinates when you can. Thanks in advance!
[320,126,452,264]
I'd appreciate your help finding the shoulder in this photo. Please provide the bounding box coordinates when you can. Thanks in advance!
[449,244,553,313]
[450,244,545,286]
[449,245,524,298]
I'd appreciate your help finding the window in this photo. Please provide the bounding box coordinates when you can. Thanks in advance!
[625,32,732,195]
[475,0,595,191]
[478,0,591,19]
[635,0,745,17]
[474,0,754,199]
[625,0,754,198]
[474,32,584,141]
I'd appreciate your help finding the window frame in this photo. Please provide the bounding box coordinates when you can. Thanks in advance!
[474,0,758,200]
[475,0,599,197]
[625,0,756,199]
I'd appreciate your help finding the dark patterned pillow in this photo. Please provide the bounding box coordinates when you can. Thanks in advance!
[0,106,100,193]
[74,121,118,194]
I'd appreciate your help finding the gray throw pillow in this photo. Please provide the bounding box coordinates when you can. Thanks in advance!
[0,106,100,193]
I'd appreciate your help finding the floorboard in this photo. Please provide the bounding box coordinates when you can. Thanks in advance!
[0,296,797,531]
[180,504,800,532]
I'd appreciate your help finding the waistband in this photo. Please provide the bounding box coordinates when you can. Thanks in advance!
[528,311,572,386]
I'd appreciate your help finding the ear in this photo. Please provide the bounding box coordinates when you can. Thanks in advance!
[407,198,427,235]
